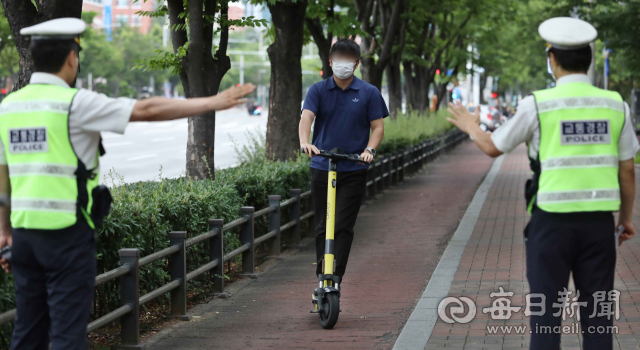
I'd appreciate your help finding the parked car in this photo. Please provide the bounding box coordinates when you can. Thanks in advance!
[467,105,502,132]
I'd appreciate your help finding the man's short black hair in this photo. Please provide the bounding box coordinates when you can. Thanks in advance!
[29,39,79,73]
[330,39,361,60]
[548,46,592,73]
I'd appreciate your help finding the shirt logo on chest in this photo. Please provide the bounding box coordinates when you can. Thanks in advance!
[352,98,359,103]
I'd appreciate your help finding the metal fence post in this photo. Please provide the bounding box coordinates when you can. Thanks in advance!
[368,161,377,200]
[118,248,141,349]
[289,189,302,248]
[376,157,384,194]
[267,195,282,259]
[307,182,315,236]
[208,219,228,297]
[384,154,392,189]
[240,206,257,278]
[391,152,398,186]
[399,150,406,182]
[168,231,190,321]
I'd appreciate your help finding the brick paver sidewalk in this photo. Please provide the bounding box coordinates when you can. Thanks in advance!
[145,141,494,349]
[425,145,640,350]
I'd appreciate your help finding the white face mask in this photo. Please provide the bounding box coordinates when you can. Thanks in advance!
[547,58,555,80]
[332,60,356,79]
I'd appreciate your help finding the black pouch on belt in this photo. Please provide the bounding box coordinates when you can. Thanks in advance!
[91,185,113,228]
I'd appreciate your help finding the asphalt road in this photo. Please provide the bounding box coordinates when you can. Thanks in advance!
[100,107,267,184]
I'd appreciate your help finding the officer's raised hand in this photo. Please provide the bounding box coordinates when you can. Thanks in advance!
[210,84,257,111]
[446,102,481,134]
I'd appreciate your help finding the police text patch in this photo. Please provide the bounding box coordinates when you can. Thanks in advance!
[8,127,48,154]
[560,120,611,145]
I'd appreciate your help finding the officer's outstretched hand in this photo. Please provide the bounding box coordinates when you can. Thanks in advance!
[618,221,636,247]
[446,102,481,135]
[0,231,11,274]
[210,84,257,111]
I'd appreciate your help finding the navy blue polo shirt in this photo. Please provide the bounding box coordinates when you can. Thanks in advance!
[303,76,389,172]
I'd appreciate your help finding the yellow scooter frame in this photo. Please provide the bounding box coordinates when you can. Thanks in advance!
[306,148,363,329]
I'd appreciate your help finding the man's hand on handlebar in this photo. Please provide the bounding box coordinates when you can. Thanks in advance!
[360,150,374,163]
[301,143,320,157]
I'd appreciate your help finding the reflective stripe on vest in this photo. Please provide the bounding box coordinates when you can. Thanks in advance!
[532,82,624,213]
[9,163,77,177]
[537,189,620,204]
[0,84,98,230]
[537,96,624,114]
[540,155,619,171]
[11,198,77,213]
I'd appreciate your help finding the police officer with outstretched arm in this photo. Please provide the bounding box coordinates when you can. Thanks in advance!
[0,18,255,350]
[447,18,639,350]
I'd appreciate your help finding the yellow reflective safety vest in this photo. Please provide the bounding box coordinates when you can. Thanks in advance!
[529,82,625,213]
[0,84,99,230]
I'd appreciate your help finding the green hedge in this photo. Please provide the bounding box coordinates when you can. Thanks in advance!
[0,110,455,346]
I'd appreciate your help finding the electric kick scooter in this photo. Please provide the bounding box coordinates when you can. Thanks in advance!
[303,147,364,329]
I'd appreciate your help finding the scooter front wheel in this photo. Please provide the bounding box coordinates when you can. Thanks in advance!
[319,293,340,329]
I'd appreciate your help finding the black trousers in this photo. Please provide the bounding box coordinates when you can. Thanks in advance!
[526,208,616,350]
[11,223,96,350]
[311,168,367,279]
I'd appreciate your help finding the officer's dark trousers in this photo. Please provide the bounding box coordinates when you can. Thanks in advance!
[11,223,96,350]
[526,208,615,350]
[311,168,367,279]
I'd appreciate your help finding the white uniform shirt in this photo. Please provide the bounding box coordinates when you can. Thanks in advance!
[0,73,135,168]
[491,74,640,161]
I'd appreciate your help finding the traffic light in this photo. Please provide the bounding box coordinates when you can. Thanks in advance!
[320,70,323,76]
[491,92,498,99]
[436,69,440,75]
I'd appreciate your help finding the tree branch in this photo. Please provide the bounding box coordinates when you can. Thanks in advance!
[376,0,404,70]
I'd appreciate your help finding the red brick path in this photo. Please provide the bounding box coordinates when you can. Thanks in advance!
[147,141,494,349]
[426,145,640,350]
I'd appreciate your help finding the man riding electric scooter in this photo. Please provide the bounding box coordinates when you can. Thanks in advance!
[299,39,388,328]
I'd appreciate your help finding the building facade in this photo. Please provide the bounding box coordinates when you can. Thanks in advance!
[82,0,155,34]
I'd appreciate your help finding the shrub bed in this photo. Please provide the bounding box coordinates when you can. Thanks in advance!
[0,110,455,345]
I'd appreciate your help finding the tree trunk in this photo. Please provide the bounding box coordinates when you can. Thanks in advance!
[167,0,230,180]
[385,61,402,118]
[0,0,83,90]
[360,57,384,90]
[266,0,307,161]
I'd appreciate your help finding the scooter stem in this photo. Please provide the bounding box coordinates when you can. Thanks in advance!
[323,159,338,284]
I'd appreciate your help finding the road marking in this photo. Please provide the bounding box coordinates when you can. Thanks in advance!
[152,137,176,142]
[104,141,133,147]
[392,155,505,350]
[127,154,157,161]
[143,129,175,135]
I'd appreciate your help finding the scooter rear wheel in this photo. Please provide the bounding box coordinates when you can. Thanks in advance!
[319,293,340,329]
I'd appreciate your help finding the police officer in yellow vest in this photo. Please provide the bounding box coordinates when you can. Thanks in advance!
[447,17,639,350]
[0,18,255,350]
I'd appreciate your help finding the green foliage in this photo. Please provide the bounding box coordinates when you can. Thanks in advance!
[0,112,455,342]
[78,14,175,97]
[0,5,19,80]
[377,110,454,154]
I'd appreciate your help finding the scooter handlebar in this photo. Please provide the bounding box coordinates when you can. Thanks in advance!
[300,147,365,162]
